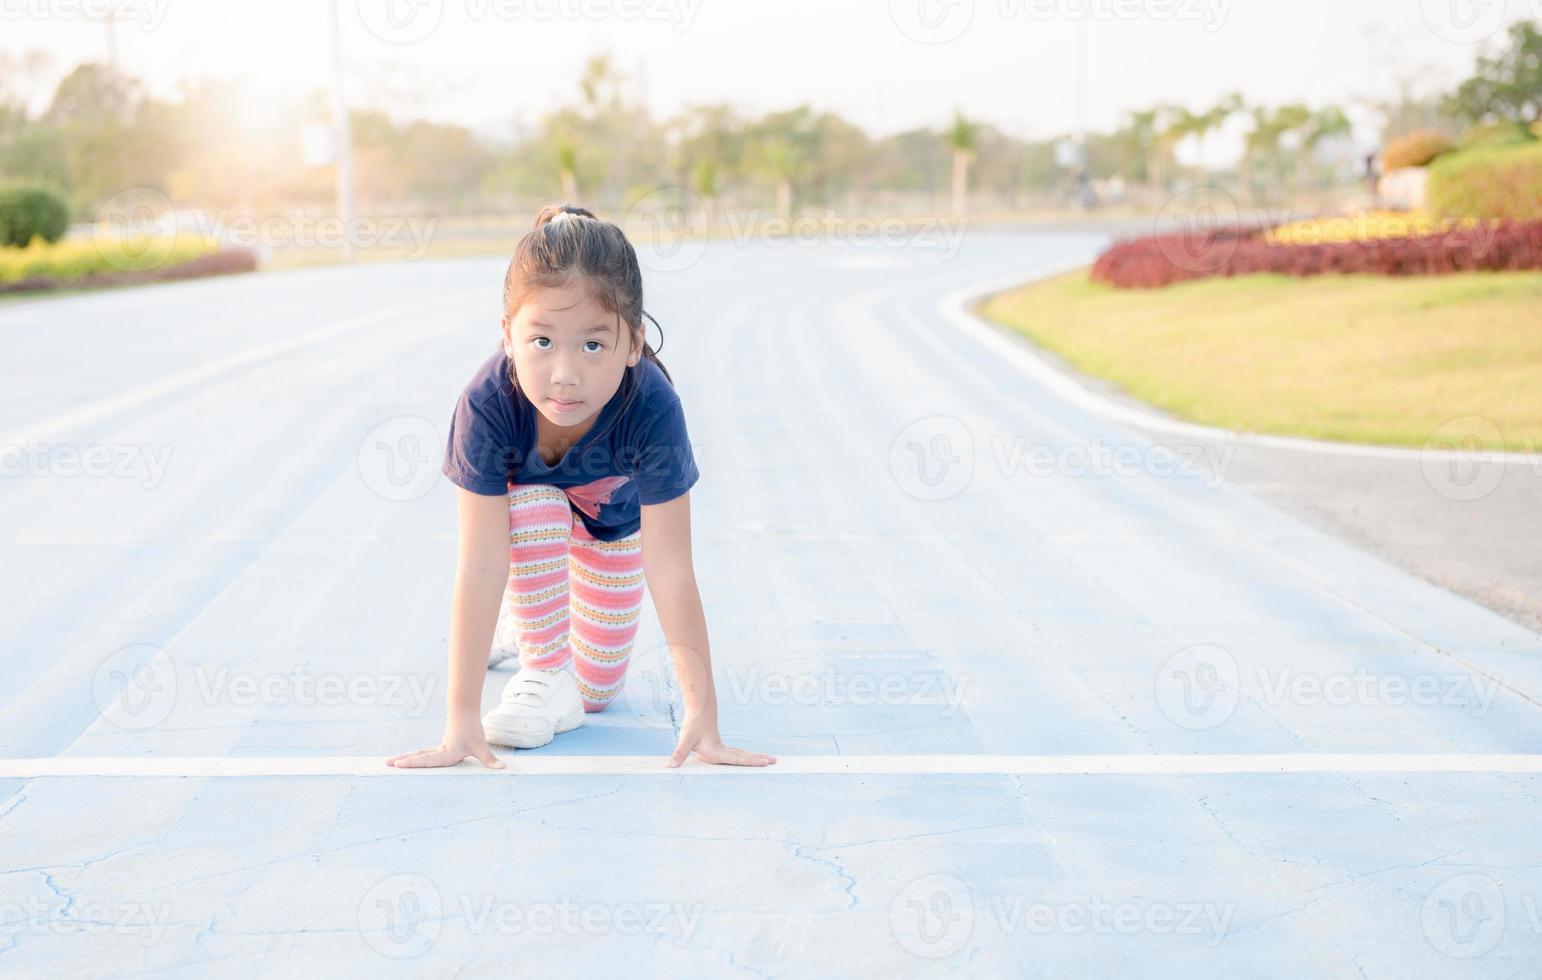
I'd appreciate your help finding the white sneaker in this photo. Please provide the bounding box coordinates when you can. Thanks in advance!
[482,665,585,749]
[488,602,519,668]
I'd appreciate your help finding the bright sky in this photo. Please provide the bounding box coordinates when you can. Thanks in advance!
[1,0,1530,155]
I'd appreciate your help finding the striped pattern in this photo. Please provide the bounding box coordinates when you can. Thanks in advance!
[499,483,644,712]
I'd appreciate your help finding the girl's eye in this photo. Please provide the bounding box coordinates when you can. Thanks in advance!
[585,341,604,353]
[532,337,551,350]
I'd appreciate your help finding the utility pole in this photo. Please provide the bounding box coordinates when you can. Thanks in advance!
[328,0,357,263]
[104,11,119,69]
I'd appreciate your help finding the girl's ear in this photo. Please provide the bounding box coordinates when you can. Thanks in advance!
[500,315,513,355]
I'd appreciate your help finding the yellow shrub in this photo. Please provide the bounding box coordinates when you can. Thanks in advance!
[1263,211,1486,246]
[0,233,222,284]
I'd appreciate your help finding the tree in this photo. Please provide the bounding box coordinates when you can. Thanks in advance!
[1446,21,1542,128]
[944,108,978,216]
[747,106,818,219]
[670,103,744,227]
[1296,105,1351,193]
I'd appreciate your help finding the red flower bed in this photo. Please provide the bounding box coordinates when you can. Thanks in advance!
[1090,221,1542,289]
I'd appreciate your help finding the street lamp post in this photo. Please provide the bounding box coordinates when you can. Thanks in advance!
[328,0,357,263]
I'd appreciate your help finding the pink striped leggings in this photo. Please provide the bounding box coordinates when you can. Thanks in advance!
[495,482,644,712]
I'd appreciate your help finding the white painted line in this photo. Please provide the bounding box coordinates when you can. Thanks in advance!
[944,267,1542,465]
[5,754,1542,777]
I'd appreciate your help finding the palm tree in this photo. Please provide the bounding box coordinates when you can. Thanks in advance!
[554,132,579,201]
[748,106,817,220]
[944,108,979,217]
[691,156,718,229]
[1296,105,1351,196]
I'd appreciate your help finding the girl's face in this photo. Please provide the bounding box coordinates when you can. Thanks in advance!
[501,279,642,430]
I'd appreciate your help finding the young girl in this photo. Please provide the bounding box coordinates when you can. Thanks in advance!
[386,204,775,770]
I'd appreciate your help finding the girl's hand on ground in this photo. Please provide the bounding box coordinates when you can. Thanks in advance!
[386,725,506,770]
[667,717,777,768]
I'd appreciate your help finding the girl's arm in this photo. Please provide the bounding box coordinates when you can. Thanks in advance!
[386,487,508,769]
[640,491,777,768]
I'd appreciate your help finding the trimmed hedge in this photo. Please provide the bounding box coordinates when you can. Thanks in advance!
[1427,143,1542,221]
[1090,220,1542,289]
[1382,131,1456,170]
[0,247,258,293]
[0,188,68,248]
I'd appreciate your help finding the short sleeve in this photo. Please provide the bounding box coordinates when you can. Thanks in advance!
[441,389,519,496]
[630,397,700,505]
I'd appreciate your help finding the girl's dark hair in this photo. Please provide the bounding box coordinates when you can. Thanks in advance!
[501,204,673,432]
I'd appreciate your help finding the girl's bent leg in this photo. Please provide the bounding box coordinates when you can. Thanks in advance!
[501,483,575,671]
[567,520,645,712]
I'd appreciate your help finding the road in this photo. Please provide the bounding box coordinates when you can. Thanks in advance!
[1,230,1540,975]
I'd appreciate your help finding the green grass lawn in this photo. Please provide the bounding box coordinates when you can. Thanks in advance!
[975,269,1542,452]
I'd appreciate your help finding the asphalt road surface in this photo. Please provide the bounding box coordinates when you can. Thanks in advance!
[2,230,1539,975]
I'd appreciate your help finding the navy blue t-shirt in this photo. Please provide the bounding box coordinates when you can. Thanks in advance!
[441,348,700,541]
